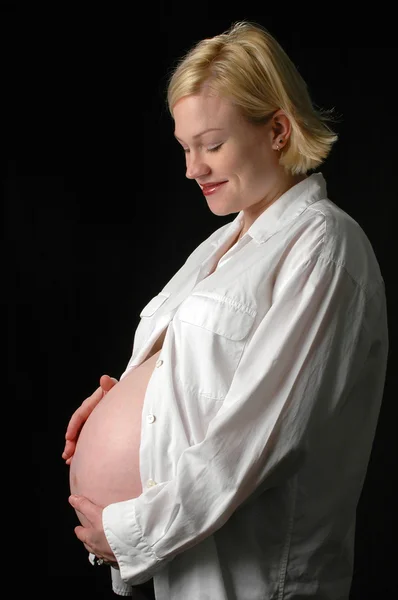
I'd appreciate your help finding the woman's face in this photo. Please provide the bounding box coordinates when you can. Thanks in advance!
[173,90,283,217]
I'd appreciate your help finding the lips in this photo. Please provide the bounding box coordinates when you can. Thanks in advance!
[200,181,228,195]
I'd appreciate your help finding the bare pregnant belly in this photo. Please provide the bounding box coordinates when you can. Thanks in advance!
[69,349,162,526]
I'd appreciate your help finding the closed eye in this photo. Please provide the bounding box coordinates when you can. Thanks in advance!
[208,144,223,153]
[181,144,223,154]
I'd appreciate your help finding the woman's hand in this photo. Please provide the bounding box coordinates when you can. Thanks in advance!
[69,494,118,567]
[62,375,118,465]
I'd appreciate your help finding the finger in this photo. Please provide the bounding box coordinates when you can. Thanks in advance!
[83,542,93,553]
[62,439,76,459]
[65,386,104,440]
[99,374,118,393]
[69,495,102,525]
[74,524,89,544]
[62,452,73,463]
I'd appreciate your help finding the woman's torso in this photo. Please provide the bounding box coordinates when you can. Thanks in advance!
[68,235,241,527]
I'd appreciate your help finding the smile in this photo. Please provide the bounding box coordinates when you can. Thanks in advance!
[200,182,227,196]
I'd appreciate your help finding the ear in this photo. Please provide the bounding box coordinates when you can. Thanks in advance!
[270,110,292,151]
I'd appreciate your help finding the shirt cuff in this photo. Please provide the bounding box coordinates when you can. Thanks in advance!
[102,499,163,586]
[89,551,132,595]
[111,566,132,596]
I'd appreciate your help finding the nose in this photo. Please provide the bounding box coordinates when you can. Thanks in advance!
[186,153,210,180]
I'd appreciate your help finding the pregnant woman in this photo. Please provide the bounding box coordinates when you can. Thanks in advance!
[61,20,388,600]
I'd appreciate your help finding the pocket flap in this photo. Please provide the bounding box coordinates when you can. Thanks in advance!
[140,292,170,317]
[178,293,256,340]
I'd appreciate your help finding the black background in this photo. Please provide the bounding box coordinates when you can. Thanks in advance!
[4,3,397,598]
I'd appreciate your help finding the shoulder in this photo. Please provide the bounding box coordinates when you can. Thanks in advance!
[303,199,384,295]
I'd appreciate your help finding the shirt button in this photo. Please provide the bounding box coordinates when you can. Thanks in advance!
[146,479,157,488]
[146,413,156,424]
[155,359,163,367]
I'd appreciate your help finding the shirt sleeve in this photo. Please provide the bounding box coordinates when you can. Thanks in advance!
[102,253,379,586]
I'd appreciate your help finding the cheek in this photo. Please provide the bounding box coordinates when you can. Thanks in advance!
[234,149,276,199]
[236,149,272,183]
[219,149,245,177]
[250,140,274,168]
[219,141,274,188]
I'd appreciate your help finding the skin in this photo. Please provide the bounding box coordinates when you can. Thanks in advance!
[173,90,307,236]
[65,374,119,565]
[67,88,307,564]
[69,494,117,566]
[62,374,118,464]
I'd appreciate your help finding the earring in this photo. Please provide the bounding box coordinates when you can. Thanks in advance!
[276,145,280,151]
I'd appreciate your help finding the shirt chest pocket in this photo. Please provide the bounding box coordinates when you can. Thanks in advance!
[133,292,171,351]
[174,292,256,400]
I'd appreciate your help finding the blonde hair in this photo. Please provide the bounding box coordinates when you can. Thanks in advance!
[167,21,339,175]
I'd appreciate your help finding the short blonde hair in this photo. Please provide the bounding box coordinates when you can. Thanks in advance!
[167,21,338,175]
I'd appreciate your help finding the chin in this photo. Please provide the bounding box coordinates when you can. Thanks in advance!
[206,199,240,217]
[208,207,236,217]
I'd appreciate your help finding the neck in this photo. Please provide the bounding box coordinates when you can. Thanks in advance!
[240,172,307,238]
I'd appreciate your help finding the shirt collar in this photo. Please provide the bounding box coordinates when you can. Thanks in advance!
[222,172,327,246]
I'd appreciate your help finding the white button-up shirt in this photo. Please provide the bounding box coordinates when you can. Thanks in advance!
[101,173,388,599]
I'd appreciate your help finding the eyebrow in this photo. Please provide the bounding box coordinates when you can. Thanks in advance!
[174,127,224,142]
